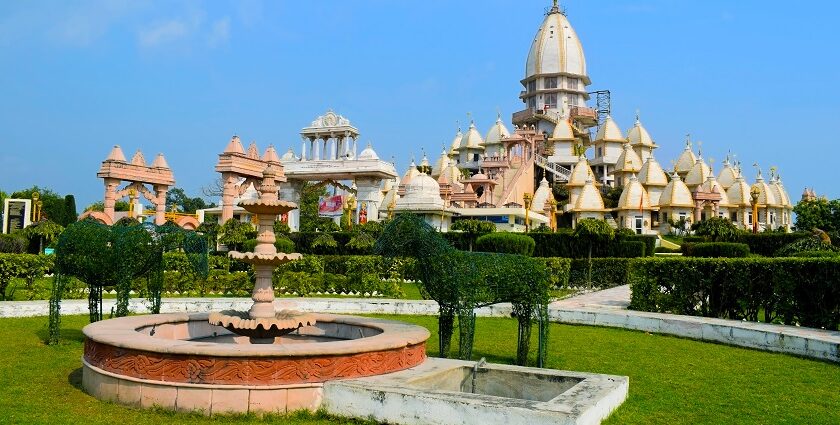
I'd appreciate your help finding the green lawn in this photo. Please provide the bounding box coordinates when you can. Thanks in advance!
[0,314,837,425]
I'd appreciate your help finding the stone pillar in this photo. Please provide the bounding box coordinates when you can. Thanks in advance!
[301,138,307,161]
[103,178,120,223]
[278,180,303,231]
[353,138,358,159]
[329,136,336,160]
[355,178,383,222]
[221,172,238,223]
[154,185,168,225]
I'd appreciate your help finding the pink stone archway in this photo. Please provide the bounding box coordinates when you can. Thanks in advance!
[96,146,175,225]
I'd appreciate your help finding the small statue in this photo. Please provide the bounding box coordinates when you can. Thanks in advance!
[359,202,368,224]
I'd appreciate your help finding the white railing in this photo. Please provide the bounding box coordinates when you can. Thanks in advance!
[535,154,572,181]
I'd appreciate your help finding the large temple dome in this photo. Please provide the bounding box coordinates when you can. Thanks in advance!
[525,2,588,82]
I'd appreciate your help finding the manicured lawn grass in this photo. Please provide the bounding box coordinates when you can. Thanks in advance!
[1,314,838,424]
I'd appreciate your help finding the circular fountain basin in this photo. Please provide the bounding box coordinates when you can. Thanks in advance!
[82,312,429,415]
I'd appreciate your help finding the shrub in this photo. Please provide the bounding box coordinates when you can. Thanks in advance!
[540,257,571,289]
[692,217,742,242]
[794,250,839,258]
[683,236,707,243]
[628,257,840,330]
[0,234,27,254]
[684,242,750,258]
[569,258,631,288]
[624,235,657,257]
[612,241,646,258]
[775,235,839,257]
[451,219,496,234]
[475,232,535,256]
[0,254,54,300]
[734,232,810,256]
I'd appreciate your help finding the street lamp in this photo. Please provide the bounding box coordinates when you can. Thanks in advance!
[523,193,533,232]
[749,186,760,234]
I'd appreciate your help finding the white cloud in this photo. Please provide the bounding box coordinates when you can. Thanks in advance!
[137,19,191,47]
[207,17,231,47]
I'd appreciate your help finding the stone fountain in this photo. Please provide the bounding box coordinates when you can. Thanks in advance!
[208,165,315,344]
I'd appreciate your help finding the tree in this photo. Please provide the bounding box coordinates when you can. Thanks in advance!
[166,187,210,213]
[11,186,67,224]
[794,198,839,233]
[85,200,130,212]
[62,195,77,226]
[574,218,614,287]
[451,219,497,234]
[218,219,256,251]
[603,185,624,209]
[692,217,742,242]
[298,182,339,232]
[23,219,64,253]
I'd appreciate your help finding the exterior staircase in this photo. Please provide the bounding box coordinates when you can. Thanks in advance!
[535,154,572,181]
[497,157,532,205]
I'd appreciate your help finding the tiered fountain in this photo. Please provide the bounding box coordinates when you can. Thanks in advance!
[207,165,315,344]
[81,165,430,415]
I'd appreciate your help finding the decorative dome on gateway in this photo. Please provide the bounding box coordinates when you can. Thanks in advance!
[358,143,379,160]
[595,116,625,142]
[484,114,511,145]
[525,1,588,82]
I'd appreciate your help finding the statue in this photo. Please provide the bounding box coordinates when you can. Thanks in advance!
[359,202,368,224]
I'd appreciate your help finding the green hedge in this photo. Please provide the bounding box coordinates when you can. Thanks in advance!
[540,257,571,289]
[683,242,750,258]
[0,234,28,254]
[569,258,631,288]
[733,233,810,257]
[527,233,655,258]
[476,233,535,256]
[0,254,54,300]
[628,257,840,330]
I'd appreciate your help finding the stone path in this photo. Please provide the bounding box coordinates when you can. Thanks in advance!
[553,285,630,310]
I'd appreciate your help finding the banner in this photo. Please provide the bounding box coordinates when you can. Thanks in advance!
[318,195,344,217]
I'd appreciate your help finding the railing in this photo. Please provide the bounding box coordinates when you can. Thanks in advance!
[535,154,572,181]
[570,106,597,120]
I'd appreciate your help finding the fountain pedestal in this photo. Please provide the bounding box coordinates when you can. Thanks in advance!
[207,165,312,343]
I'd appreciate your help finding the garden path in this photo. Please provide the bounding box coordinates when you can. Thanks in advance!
[553,285,630,310]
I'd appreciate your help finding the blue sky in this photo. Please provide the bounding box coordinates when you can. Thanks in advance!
[1,0,838,209]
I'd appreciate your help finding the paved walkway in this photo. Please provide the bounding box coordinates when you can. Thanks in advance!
[553,285,630,310]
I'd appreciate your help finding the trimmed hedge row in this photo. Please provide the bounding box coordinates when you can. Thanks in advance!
[476,233,536,256]
[734,233,810,256]
[528,233,655,258]
[629,257,840,330]
[682,242,750,258]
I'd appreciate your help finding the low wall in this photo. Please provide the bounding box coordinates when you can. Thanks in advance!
[1,297,837,363]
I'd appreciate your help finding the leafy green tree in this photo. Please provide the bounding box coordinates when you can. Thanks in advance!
[197,220,221,250]
[62,195,77,226]
[165,187,211,213]
[11,186,67,224]
[693,217,742,242]
[451,219,496,234]
[218,219,256,251]
[794,198,839,232]
[85,200,130,212]
[574,218,615,287]
[603,185,624,209]
[298,182,340,232]
[23,220,64,253]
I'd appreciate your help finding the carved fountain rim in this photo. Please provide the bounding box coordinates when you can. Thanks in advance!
[83,312,430,358]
